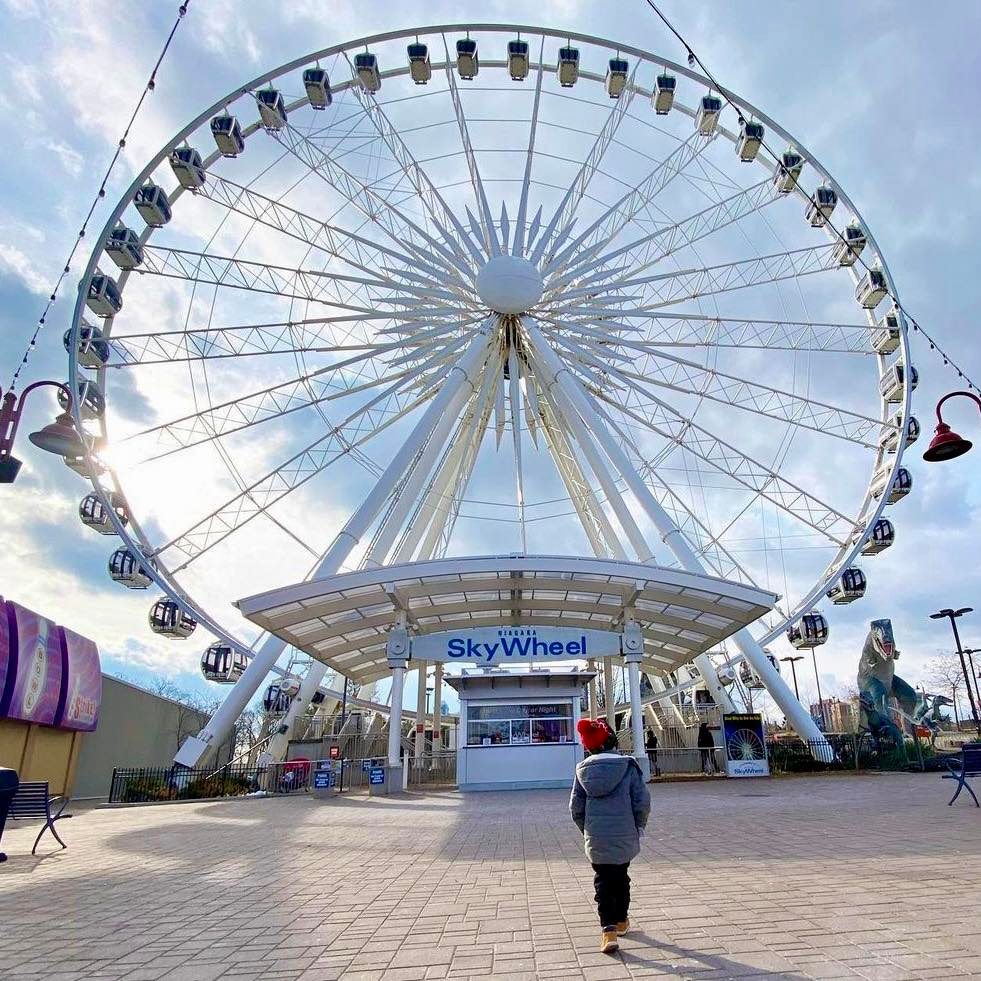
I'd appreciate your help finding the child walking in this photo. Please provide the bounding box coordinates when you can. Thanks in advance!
[570,718,651,954]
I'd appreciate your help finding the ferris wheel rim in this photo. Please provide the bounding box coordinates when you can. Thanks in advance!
[66,21,912,659]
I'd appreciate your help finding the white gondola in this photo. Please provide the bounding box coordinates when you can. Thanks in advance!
[210,113,245,157]
[86,273,122,318]
[606,57,629,99]
[256,87,288,130]
[858,518,895,555]
[832,220,866,266]
[169,146,206,190]
[787,610,829,650]
[64,453,105,477]
[64,321,109,368]
[148,598,197,639]
[79,492,128,535]
[695,94,722,135]
[652,71,676,114]
[507,38,529,80]
[105,226,143,270]
[805,184,837,227]
[772,146,804,193]
[456,38,478,80]
[355,51,381,91]
[856,266,888,309]
[134,181,172,227]
[879,362,917,403]
[263,678,300,713]
[871,465,912,504]
[201,643,248,683]
[407,42,431,84]
[557,46,579,87]
[717,665,737,686]
[879,413,920,454]
[302,67,332,109]
[739,661,765,689]
[871,309,901,354]
[826,567,867,605]
[108,548,154,588]
[58,378,105,419]
[736,119,764,161]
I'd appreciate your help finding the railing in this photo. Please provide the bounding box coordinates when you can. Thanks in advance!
[765,733,932,774]
[406,752,457,786]
[109,764,268,803]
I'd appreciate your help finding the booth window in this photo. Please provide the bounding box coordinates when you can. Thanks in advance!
[467,702,573,746]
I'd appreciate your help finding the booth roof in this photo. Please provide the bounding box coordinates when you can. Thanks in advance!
[236,555,777,686]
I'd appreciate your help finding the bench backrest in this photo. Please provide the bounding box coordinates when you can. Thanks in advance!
[9,781,51,817]
[962,745,981,773]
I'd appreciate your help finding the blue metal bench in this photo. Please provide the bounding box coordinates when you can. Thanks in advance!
[9,781,72,854]
[942,744,981,807]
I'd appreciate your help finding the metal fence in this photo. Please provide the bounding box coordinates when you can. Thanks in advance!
[764,733,938,774]
[109,764,269,803]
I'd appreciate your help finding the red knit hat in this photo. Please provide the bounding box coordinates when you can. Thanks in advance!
[577,718,612,753]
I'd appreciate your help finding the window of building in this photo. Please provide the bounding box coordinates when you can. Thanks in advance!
[466,701,573,746]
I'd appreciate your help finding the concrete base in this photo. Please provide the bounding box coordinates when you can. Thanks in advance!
[369,764,403,796]
[459,778,572,792]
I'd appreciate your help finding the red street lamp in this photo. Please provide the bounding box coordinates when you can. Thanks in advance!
[0,381,84,484]
[922,390,981,462]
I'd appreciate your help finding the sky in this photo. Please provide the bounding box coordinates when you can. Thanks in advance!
[1,0,980,723]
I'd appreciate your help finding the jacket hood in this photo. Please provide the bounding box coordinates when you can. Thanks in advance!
[576,752,633,798]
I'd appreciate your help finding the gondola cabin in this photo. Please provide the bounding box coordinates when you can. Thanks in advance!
[739,661,764,689]
[695,94,722,135]
[355,51,381,92]
[766,652,781,674]
[148,598,197,639]
[170,146,206,190]
[805,184,838,227]
[79,492,128,534]
[256,87,288,130]
[210,113,245,157]
[64,321,109,368]
[201,643,248,683]
[263,679,299,713]
[105,226,143,270]
[832,221,866,266]
[58,378,105,420]
[108,548,154,588]
[456,38,478,79]
[64,453,105,478]
[302,67,332,109]
[826,566,867,605]
[737,120,764,162]
[557,46,579,87]
[871,465,912,504]
[871,308,901,355]
[652,72,676,114]
[507,39,529,80]
[407,42,431,84]
[787,610,829,650]
[717,664,737,686]
[856,267,888,309]
[879,413,920,453]
[606,57,629,98]
[86,273,122,318]
[134,181,171,227]
[858,518,895,555]
[879,362,917,403]
[772,146,804,193]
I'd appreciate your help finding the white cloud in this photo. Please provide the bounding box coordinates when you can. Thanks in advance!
[0,242,49,293]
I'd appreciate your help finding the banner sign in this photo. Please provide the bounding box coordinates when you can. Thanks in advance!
[411,626,622,665]
[721,713,770,778]
[0,600,102,731]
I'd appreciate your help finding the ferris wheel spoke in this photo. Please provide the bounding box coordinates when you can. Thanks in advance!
[511,36,547,257]
[529,61,640,266]
[342,50,486,265]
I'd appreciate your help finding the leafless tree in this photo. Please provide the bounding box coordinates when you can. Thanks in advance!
[925,653,964,727]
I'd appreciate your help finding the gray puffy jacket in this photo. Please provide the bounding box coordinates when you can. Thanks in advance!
[570,752,651,864]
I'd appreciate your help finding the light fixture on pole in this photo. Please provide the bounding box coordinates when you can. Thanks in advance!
[963,648,981,718]
[922,391,981,462]
[780,655,805,701]
[929,607,980,736]
[0,380,82,483]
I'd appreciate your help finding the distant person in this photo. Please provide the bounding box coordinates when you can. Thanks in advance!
[570,718,651,955]
[697,722,716,774]
[644,727,660,780]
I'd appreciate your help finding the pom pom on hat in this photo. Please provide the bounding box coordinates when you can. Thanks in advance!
[577,718,612,753]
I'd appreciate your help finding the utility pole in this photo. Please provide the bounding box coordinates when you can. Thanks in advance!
[930,608,980,736]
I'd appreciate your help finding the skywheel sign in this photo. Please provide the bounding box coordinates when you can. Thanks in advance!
[411,626,622,665]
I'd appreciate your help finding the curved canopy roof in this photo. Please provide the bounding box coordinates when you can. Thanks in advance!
[236,555,777,685]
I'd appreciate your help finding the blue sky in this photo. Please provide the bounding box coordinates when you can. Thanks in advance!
[1,0,980,720]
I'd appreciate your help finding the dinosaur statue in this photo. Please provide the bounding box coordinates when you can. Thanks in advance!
[857,619,924,744]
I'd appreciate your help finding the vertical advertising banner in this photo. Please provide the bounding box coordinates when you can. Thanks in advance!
[59,626,102,731]
[721,713,770,778]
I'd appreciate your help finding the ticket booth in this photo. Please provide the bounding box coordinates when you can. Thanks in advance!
[446,669,594,791]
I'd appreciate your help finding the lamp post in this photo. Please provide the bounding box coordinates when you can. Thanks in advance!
[922,391,981,462]
[930,608,980,736]
[0,380,83,482]
[963,648,981,721]
[780,655,805,701]
[810,649,828,731]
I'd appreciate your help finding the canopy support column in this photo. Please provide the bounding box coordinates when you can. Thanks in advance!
[431,662,444,755]
[623,618,649,779]
[414,661,428,759]
[603,658,616,729]
[587,659,598,717]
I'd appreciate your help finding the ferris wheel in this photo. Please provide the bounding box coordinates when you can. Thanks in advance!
[65,24,916,753]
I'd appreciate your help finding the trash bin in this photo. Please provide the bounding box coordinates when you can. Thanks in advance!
[0,767,19,863]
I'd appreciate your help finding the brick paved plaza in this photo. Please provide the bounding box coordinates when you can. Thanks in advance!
[1,773,980,980]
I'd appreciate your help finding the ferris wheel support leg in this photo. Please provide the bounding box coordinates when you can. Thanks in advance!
[525,319,830,757]
[173,325,494,769]
[603,658,616,729]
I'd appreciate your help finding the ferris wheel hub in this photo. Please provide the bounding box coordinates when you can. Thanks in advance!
[475,254,543,314]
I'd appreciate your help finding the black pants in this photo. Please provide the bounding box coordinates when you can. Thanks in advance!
[592,862,630,928]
